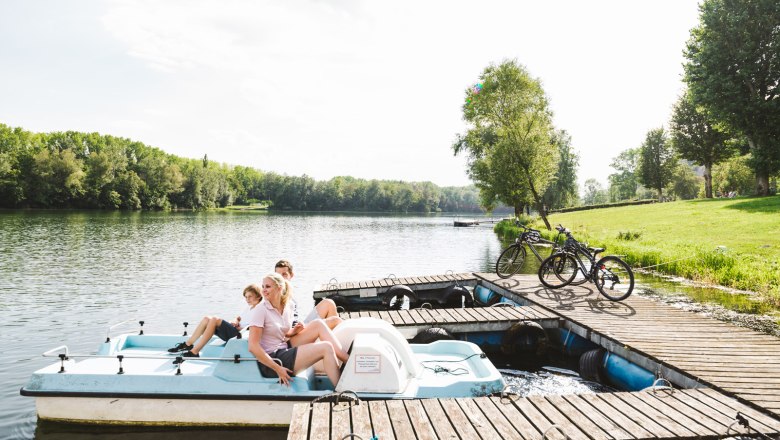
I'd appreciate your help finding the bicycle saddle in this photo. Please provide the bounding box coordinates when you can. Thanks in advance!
[588,247,605,254]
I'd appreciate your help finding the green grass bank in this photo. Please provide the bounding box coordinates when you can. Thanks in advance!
[496,196,780,306]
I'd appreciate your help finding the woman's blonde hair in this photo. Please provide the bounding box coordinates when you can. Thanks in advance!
[264,272,292,310]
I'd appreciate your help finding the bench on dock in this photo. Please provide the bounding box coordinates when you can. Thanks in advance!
[288,388,780,440]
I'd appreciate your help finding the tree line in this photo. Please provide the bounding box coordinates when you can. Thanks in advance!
[593,0,779,204]
[454,0,778,222]
[0,123,488,212]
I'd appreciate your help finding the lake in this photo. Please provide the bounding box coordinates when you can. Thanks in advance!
[2,210,772,439]
[1,211,510,439]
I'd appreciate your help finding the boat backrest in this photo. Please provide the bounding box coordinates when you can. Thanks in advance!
[332,317,422,377]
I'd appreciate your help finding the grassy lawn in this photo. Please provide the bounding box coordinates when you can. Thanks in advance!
[502,196,780,305]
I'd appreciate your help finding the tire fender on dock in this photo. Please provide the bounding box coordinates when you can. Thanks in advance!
[443,285,472,307]
[578,348,607,383]
[501,321,548,356]
[411,327,454,344]
[382,285,418,310]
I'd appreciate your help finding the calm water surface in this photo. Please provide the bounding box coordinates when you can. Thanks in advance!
[1,211,507,439]
[2,211,772,439]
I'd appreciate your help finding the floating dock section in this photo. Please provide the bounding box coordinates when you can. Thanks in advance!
[288,389,780,440]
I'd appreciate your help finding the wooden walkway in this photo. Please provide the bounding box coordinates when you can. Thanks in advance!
[313,272,477,299]
[340,305,559,338]
[478,273,780,419]
[287,388,780,440]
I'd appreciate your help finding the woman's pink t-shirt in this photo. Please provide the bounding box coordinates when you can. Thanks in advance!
[244,299,294,353]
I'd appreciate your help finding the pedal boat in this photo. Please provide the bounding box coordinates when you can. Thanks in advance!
[21,317,505,427]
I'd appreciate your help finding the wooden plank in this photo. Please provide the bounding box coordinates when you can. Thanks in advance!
[309,403,331,440]
[512,398,552,434]
[577,393,653,438]
[630,391,715,437]
[471,396,522,439]
[403,400,438,440]
[694,388,780,431]
[385,399,416,439]
[368,400,396,440]
[611,392,696,438]
[560,394,633,440]
[408,309,428,325]
[646,390,729,434]
[330,402,353,440]
[286,403,311,440]
[532,395,611,440]
[420,398,460,440]
[486,396,546,440]
[438,398,481,439]
[667,390,754,436]
[529,396,590,440]
[455,397,502,439]
[350,401,374,440]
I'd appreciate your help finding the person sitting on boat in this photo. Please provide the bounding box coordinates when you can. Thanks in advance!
[245,273,349,387]
[167,285,262,357]
[274,259,342,330]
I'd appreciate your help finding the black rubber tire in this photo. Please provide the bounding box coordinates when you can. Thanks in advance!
[579,348,606,382]
[382,285,417,310]
[501,321,548,356]
[568,253,590,286]
[538,253,578,288]
[442,285,471,308]
[496,244,526,279]
[411,327,454,344]
[594,256,634,301]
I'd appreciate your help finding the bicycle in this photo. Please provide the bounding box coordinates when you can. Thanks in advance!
[495,222,563,278]
[537,225,635,301]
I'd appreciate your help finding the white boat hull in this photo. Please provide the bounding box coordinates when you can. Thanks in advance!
[37,396,297,426]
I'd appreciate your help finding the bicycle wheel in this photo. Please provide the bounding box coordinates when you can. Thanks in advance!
[594,256,634,301]
[496,244,526,278]
[569,252,591,286]
[538,253,578,288]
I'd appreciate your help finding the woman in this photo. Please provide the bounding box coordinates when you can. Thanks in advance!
[168,285,262,357]
[274,259,342,330]
[245,273,349,387]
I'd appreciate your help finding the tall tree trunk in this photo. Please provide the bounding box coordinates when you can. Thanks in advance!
[756,173,769,196]
[704,163,713,198]
[526,175,551,230]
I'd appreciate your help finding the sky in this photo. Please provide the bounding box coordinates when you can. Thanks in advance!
[0,0,702,191]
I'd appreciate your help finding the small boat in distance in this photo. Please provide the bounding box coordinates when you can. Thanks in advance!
[453,219,480,227]
[21,318,504,427]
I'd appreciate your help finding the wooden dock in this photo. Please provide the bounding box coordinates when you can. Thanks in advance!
[478,273,780,419]
[287,388,780,440]
[340,304,559,338]
[313,272,477,300]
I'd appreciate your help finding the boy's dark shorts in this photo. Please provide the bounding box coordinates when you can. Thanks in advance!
[215,319,241,341]
[257,346,298,378]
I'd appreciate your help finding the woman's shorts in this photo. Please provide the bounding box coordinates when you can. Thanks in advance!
[215,319,241,341]
[257,346,298,378]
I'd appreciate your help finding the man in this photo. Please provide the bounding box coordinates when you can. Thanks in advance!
[274,259,342,330]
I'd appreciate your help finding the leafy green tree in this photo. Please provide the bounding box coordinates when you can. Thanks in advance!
[713,154,755,196]
[453,60,558,229]
[582,178,608,205]
[684,0,780,195]
[542,129,579,210]
[669,91,735,198]
[30,148,86,206]
[668,160,703,200]
[637,128,676,199]
[607,148,640,202]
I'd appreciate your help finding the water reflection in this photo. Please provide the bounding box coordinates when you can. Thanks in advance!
[0,211,502,439]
